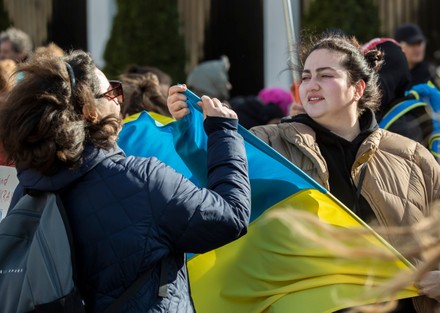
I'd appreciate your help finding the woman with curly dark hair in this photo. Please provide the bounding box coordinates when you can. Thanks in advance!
[168,33,440,312]
[0,50,251,313]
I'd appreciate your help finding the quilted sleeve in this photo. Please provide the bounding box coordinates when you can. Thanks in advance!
[147,117,251,254]
[415,142,440,215]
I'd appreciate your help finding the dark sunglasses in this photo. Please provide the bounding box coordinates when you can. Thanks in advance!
[97,80,124,104]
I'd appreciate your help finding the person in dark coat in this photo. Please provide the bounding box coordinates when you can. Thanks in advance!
[0,50,251,313]
[362,38,411,120]
[394,23,438,88]
[363,37,434,150]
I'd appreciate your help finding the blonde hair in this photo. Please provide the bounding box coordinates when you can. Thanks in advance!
[0,59,17,94]
[33,42,65,58]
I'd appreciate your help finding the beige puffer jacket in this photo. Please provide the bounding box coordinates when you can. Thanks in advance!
[250,122,440,313]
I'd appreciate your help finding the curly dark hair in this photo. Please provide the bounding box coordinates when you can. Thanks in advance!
[119,72,171,118]
[0,50,120,175]
[292,32,384,114]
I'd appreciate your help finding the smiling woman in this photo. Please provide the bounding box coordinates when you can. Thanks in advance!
[299,49,365,139]
[247,33,440,313]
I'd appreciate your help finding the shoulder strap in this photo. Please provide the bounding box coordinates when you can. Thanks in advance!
[26,190,82,290]
[54,193,81,287]
[21,190,79,281]
[379,95,428,130]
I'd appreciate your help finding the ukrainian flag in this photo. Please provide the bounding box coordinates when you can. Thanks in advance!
[118,89,418,312]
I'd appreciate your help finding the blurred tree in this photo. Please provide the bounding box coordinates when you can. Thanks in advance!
[103,0,186,83]
[418,0,440,65]
[0,2,11,31]
[301,0,381,43]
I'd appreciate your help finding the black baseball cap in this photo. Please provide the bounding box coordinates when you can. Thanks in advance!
[394,23,426,44]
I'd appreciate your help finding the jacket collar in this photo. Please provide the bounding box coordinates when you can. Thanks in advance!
[16,145,125,192]
[282,109,378,140]
[279,110,382,167]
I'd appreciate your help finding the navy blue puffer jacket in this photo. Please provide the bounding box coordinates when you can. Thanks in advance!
[10,117,251,312]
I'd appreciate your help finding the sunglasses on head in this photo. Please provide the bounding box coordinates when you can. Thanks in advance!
[97,80,124,104]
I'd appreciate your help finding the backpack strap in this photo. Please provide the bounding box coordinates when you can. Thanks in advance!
[53,192,81,291]
[23,190,80,284]
[379,95,428,130]
[22,190,87,313]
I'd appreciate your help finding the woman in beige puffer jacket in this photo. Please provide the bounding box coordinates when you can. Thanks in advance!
[250,34,440,313]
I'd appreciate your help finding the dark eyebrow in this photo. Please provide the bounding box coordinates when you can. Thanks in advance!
[302,67,337,74]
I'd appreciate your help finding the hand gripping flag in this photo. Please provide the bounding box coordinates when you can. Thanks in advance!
[118,89,418,313]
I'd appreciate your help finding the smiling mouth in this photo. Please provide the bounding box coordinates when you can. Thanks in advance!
[308,96,324,103]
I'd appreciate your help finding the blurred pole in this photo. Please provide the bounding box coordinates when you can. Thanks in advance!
[282,0,297,81]
[282,0,302,105]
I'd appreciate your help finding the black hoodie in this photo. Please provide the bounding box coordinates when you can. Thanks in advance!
[283,110,378,222]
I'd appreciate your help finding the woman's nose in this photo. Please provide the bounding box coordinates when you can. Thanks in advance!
[305,77,320,91]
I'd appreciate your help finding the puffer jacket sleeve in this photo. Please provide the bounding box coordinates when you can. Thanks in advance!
[147,116,250,254]
[415,142,440,214]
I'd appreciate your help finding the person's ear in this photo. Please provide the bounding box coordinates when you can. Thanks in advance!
[354,80,366,101]
[82,101,99,123]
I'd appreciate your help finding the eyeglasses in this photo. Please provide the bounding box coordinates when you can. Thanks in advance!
[97,80,124,104]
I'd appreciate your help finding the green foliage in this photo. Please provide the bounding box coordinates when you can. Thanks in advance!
[0,2,11,31]
[103,0,186,83]
[302,0,381,43]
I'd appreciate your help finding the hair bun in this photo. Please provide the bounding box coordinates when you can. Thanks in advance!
[364,49,384,72]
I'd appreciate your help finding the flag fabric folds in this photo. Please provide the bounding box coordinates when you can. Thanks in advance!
[117,89,418,313]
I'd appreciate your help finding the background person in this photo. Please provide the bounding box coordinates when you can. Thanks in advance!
[394,23,438,88]
[229,95,285,129]
[186,55,232,102]
[0,27,33,63]
[119,72,172,120]
[33,42,65,58]
[123,64,172,97]
[0,58,16,166]
[362,38,433,145]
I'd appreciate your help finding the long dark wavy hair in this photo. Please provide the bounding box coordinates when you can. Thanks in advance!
[0,50,121,175]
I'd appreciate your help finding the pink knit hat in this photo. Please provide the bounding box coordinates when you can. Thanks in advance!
[258,87,293,116]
